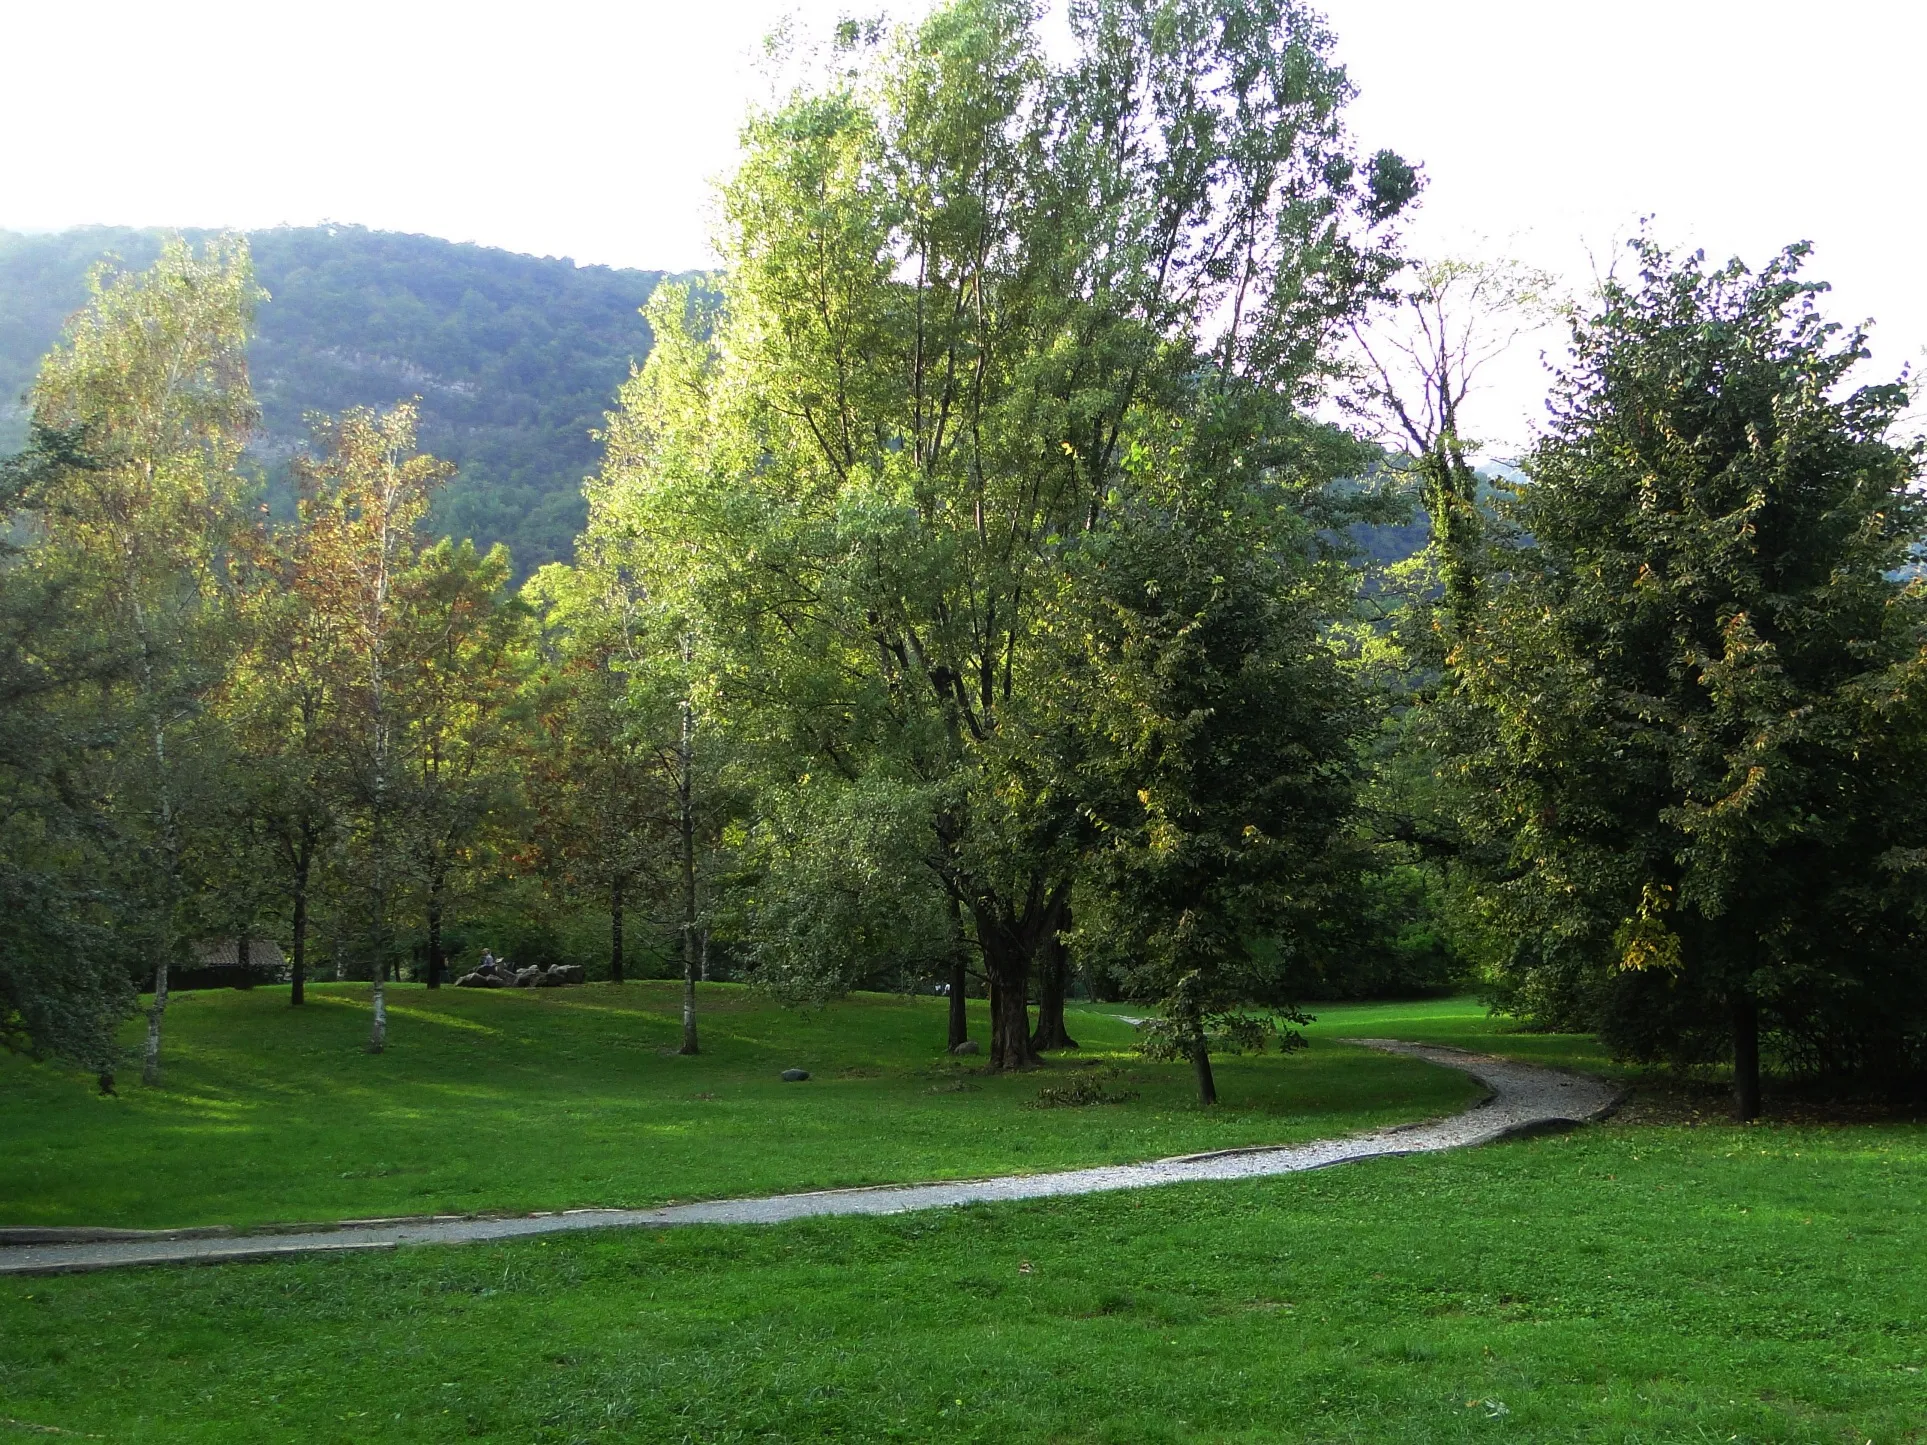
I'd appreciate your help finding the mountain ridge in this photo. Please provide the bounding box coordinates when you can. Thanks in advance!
[0,225,677,572]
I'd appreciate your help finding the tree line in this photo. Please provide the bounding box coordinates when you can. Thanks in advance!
[4,0,1924,1116]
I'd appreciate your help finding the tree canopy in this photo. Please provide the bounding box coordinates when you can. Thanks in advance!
[1441,240,1927,1115]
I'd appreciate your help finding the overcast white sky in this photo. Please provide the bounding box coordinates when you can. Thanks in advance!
[4,0,1920,447]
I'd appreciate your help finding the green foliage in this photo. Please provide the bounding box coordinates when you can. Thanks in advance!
[21,236,261,1080]
[518,562,674,980]
[1445,239,1927,1091]
[0,225,670,572]
[732,774,954,1003]
[594,0,1415,1074]
[1300,863,1472,999]
[0,228,161,447]
[391,533,532,981]
[0,443,133,1070]
[1066,455,1367,1088]
[1027,1065,1139,1108]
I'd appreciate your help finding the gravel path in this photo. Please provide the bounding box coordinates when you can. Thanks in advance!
[0,1040,1618,1277]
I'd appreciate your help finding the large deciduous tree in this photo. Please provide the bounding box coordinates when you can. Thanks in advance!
[595,0,1412,1069]
[1449,240,1927,1118]
[223,497,352,1008]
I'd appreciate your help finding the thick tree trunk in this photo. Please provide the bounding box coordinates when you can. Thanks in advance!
[1191,1037,1218,1107]
[971,889,1071,1072]
[141,958,170,1086]
[979,929,1036,1071]
[425,873,444,990]
[610,877,625,984]
[1029,916,1078,1053]
[290,845,310,1007]
[948,958,970,1051]
[1732,989,1761,1122]
[992,977,1035,1070]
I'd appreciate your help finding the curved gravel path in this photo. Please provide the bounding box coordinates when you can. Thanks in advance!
[0,1040,1618,1277]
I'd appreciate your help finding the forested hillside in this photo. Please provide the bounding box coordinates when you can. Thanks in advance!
[0,226,667,571]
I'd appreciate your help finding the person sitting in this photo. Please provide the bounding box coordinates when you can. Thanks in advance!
[478,950,499,976]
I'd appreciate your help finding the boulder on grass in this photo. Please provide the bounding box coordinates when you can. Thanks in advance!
[513,967,542,988]
[780,1068,810,1082]
[951,1040,980,1056]
[454,971,503,988]
[550,964,586,985]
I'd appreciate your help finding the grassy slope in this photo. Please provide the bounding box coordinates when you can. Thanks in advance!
[0,984,1482,1230]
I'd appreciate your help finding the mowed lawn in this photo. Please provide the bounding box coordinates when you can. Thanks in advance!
[0,983,1486,1229]
[3,1100,1924,1441]
[7,994,1924,1442]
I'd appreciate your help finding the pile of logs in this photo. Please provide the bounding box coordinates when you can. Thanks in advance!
[453,963,587,989]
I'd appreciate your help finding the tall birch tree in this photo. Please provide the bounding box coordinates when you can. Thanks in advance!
[293,404,450,1053]
[27,237,260,1085]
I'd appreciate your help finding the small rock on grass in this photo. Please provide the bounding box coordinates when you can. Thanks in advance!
[951,1040,981,1056]
[781,1068,810,1082]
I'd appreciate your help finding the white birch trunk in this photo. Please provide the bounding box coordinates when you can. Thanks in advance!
[141,958,170,1085]
[677,649,700,1056]
[134,577,182,1087]
[368,964,388,1052]
[364,444,401,1055]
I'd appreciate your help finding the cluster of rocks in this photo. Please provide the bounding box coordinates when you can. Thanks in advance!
[454,962,586,989]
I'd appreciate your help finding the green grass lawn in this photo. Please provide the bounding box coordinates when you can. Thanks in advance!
[6,993,1923,1443]
[0,983,1485,1230]
[1300,996,1621,1075]
[4,1115,1924,1442]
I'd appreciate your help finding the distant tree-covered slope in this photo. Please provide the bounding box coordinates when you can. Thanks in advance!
[0,226,668,571]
